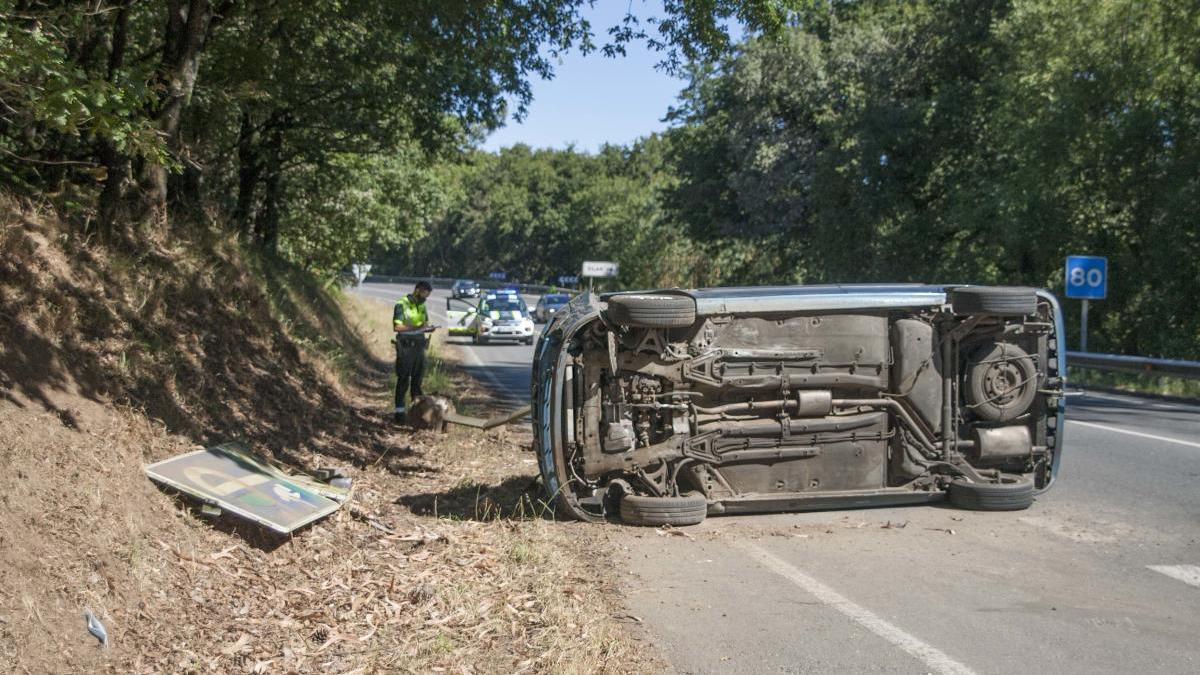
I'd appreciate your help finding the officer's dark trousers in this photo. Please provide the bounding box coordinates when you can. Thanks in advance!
[395,339,427,408]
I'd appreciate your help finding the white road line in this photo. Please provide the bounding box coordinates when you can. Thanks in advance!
[734,541,978,675]
[1082,391,1200,413]
[1147,565,1200,588]
[1067,420,1200,449]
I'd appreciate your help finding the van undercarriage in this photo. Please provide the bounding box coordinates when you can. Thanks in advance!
[533,286,1066,525]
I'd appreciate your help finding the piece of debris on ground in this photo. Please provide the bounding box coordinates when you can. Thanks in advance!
[144,441,346,534]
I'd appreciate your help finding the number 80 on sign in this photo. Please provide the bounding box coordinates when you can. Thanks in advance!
[1065,255,1107,300]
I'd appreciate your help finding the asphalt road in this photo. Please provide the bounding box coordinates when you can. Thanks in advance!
[622,392,1200,674]
[356,282,1200,673]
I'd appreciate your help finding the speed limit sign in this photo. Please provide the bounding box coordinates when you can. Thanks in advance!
[1065,256,1107,300]
[1066,255,1107,351]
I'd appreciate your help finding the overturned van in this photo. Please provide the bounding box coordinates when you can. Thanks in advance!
[531,285,1066,526]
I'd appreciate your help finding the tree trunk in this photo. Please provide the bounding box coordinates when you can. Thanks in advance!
[255,126,285,256]
[140,0,215,218]
[169,157,205,219]
[98,0,133,236]
[233,109,261,237]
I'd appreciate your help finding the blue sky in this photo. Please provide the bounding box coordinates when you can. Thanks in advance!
[480,1,686,153]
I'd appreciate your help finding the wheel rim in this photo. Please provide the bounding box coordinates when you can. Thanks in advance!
[984,361,1022,406]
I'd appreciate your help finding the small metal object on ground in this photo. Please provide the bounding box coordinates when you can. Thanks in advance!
[84,609,107,647]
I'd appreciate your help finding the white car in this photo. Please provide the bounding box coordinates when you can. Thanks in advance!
[446,292,535,345]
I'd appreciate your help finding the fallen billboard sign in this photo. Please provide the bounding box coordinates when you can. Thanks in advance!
[145,442,343,534]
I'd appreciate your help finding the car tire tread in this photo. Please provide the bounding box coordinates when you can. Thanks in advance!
[948,474,1035,511]
[606,294,696,328]
[619,493,708,526]
[949,287,1038,316]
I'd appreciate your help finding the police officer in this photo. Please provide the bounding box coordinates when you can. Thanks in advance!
[394,281,434,422]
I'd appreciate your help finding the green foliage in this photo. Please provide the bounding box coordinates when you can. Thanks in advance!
[658,0,1200,359]
[7,0,1195,361]
[3,0,772,229]
[382,0,1196,361]
[990,0,1200,358]
[379,138,701,290]
[279,149,448,276]
[0,8,166,184]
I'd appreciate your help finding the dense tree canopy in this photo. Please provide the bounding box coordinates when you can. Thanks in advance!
[386,0,1197,359]
[376,138,706,290]
[2,0,1196,359]
[1,0,783,257]
[661,0,1199,357]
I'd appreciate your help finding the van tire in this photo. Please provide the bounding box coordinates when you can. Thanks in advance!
[948,474,1035,511]
[619,493,708,526]
[606,295,696,328]
[949,287,1038,317]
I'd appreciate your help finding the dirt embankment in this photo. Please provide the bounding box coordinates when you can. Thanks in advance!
[0,202,658,673]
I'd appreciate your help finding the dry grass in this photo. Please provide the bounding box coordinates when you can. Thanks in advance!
[0,200,660,673]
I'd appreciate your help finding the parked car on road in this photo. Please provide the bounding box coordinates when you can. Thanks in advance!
[533,285,1066,526]
[534,293,571,323]
[452,279,480,299]
[446,291,535,345]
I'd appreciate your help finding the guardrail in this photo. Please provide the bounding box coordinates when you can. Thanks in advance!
[361,275,580,296]
[1067,352,1200,380]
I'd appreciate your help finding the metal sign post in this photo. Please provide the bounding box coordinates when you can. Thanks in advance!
[1065,255,1108,353]
[1081,299,1089,352]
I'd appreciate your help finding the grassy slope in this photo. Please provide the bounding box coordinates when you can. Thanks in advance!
[0,201,656,673]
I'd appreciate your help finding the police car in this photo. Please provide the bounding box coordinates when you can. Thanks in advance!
[445,290,536,345]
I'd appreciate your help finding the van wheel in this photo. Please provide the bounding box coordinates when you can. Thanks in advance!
[948,474,1035,511]
[964,341,1037,422]
[606,294,696,328]
[619,493,708,526]
[949,287,1038,316]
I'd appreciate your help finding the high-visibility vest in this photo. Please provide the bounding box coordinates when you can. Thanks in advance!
[393,295,428,330]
